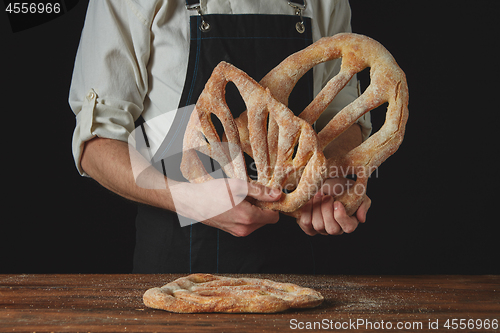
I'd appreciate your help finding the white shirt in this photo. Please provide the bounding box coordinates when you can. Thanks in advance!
[69,0,372,175]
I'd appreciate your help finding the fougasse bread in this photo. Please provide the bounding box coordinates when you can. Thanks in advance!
[181,33,409,217]
[143,273,324,313]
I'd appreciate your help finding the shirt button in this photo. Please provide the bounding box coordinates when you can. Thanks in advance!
[87,91,95,100]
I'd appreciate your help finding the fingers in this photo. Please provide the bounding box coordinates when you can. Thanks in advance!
[298,193,343,236]
[205,199,279,237]
[333,201,359,234]
[311,194,329,235]
[232,204,280,237]
[356,195,371,223]
[186,178,282,237]
[298,194,370,236]
[211,178,371,238]
[322,197,344,235]
[247,203,280,225]
[246,182,282,202]
[297,199,316,236]
[233,208,279,237]
[312,195,343,236]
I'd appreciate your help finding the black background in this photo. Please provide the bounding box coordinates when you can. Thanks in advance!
[1,1,499,274]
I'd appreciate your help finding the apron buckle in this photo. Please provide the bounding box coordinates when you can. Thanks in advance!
[186,1,211,32]
[288,0,306,33]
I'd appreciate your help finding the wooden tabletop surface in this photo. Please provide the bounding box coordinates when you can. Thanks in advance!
[1,274,499,332]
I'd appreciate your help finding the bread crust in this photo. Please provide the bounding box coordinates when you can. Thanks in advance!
[143,273,324,313]
[181,33,409,216]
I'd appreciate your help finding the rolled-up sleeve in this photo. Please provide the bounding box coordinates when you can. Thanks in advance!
[69,0,151,175]
[314,0,372,141]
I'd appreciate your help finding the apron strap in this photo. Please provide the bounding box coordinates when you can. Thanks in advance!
[186,0,307,33]
[185,0,211,32]
[185,0,201,8]
[288,0,306,7]
[288,0,307,33]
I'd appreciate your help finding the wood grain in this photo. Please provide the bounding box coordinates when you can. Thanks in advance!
[1,274,499,332]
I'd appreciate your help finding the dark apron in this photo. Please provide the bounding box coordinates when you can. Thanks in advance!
[133,1,325,274]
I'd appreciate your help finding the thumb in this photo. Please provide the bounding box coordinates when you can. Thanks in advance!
[247,182,282,202]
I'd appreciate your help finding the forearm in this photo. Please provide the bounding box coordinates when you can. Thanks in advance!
[80,137,176,211]
[80,137,281,236]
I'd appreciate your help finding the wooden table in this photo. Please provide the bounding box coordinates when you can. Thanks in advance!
[1,274,498,332]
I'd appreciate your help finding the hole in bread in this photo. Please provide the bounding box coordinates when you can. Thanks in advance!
[291,139,299,161]
[282,181,297,194]
[202,133,210,144]
[210,113,225,141]
[244,151,258,181]
[224,82,247,118]
[345,174,357,182]
[194,150,228,179]
[369,102,388,135]
[356,66,371,94]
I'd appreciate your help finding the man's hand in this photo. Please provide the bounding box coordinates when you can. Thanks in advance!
[81,138,280,237]
[297,178,371,236]
[171,179,281,237]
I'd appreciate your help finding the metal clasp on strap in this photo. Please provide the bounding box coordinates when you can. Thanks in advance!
[288,0,306,33]
[185,0,211,32]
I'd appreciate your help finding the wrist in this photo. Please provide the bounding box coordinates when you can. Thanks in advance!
[164,179,199,218]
